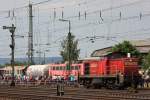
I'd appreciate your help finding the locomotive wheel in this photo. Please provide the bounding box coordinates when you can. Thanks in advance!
[106,83,114,89]
[105,80,116,89]
[92,84,101,89]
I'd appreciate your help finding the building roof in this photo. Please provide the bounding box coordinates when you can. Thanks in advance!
[91,47,112,57]
[2,66,25,70]
[91,39,150,57]
[79,57,101,60]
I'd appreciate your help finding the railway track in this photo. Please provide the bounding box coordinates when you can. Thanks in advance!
[0,86,150,100]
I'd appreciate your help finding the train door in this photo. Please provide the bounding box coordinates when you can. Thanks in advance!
[84,63,90,75]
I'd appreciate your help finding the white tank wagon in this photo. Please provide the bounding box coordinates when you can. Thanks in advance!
[26,65,50,78]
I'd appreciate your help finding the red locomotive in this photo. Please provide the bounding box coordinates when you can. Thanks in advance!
[79,55,140,89]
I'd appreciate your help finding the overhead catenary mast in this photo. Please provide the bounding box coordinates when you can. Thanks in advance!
[28,4,34,65]
[27,0,52,65]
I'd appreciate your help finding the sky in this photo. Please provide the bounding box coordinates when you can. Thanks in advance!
[0,0,150,59]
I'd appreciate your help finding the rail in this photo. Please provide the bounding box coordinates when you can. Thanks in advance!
[0,79,150,100]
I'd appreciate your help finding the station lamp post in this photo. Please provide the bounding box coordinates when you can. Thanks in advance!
[3,24,16,86]
[59,19,72,77]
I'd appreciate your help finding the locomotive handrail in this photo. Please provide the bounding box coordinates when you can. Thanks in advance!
[79,75,117,78]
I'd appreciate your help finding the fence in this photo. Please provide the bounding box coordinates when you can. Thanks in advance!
[0,79,80,88]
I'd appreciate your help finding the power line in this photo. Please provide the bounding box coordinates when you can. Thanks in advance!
[35,0,97,11]
[42,12,150,34]
[115,27,150,36]
[0,0,84,14]
[0,0,55,18]
[65,0,147,19]
[0,0,146,20]
[32,0,52,5]
[77,26,150,44]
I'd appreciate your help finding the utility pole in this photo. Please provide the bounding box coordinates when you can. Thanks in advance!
[44,52,46,64]
[68,31,71,71]
[3,24,16,86]
[69,20,71,34]
[28,4,34,65]
[59,19,72,77]
[68,20,71,76]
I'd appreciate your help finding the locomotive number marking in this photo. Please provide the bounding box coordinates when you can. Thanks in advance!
[125,62,138,66]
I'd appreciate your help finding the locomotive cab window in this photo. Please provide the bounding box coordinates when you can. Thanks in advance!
[53,67,55,70]
[56,67,59,70]
[71,66,74,70]
[63,66,66,70]
[60,66,63,70]
[84,63,90,75]
[75,66,79,70]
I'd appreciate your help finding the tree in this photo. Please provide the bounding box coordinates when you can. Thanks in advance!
[111,41,140,57]
[0,64,4,68]
[60,32,80,63]
[5,61,28,66]
[142,52,150,70]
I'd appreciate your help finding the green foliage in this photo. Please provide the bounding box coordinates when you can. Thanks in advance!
[111,41,140,57]
[60,32,80,63]
[142,52,150,70]
[66,64,70,70]
[0,64,4,68]
[4,61,28,66]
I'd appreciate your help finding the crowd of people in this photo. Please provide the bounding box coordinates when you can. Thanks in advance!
[0,73,150,88]
[0,75,78,87]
